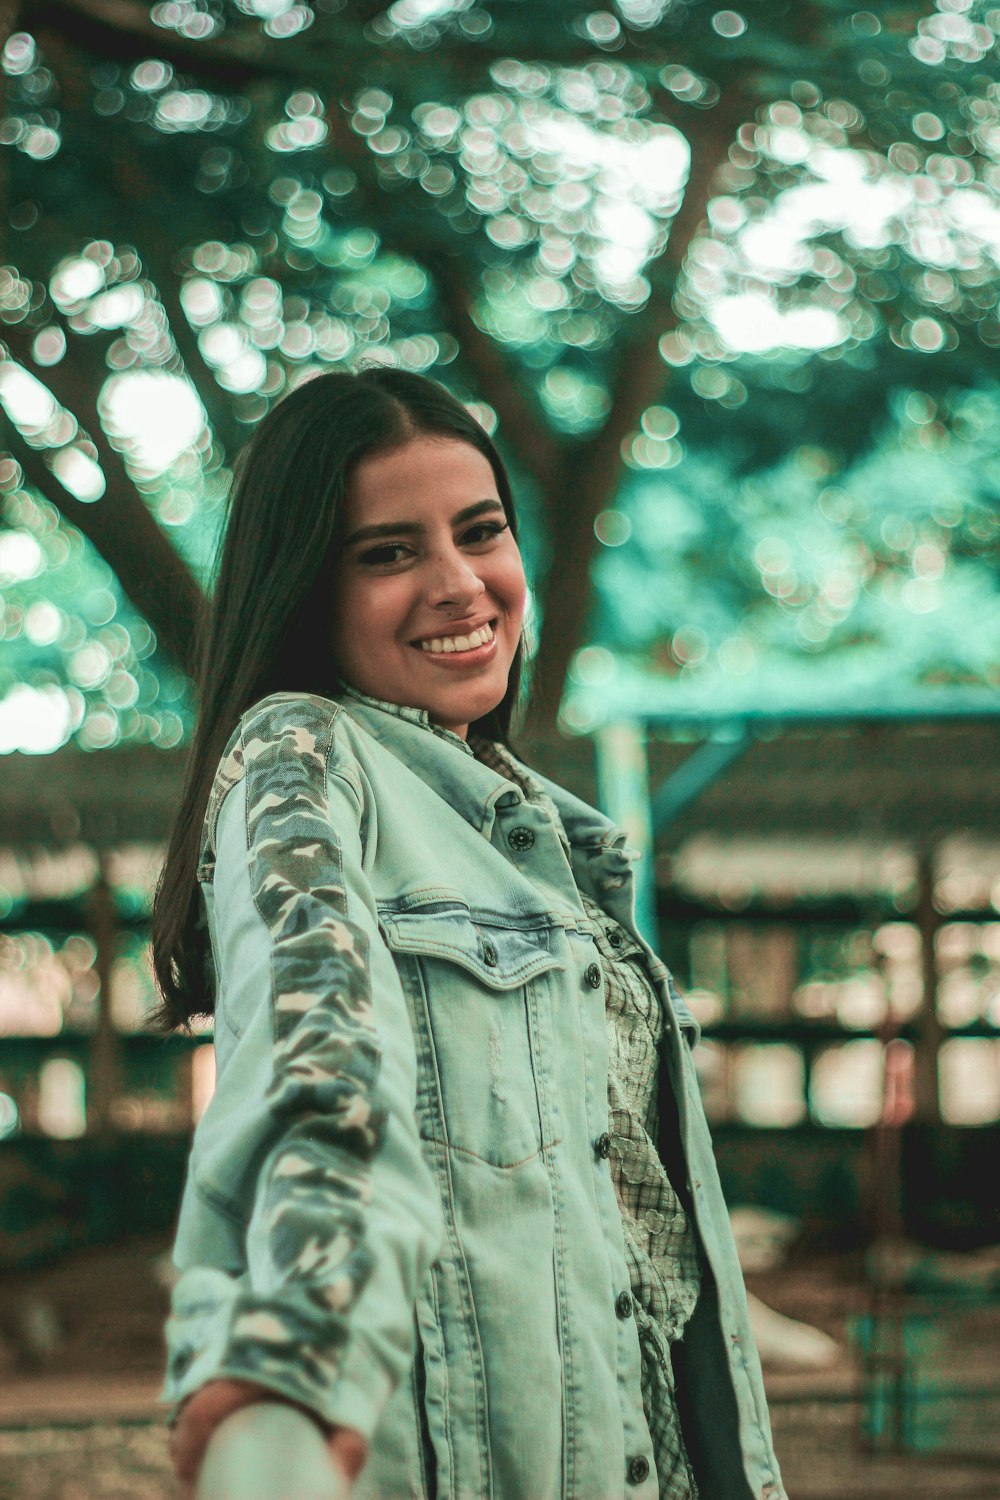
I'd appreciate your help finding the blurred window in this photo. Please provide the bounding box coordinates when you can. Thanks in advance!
[810,1041,883,1127]
[939,1039,1000,1125]
[37,1056,86,1137]
[731,1043,807,1126]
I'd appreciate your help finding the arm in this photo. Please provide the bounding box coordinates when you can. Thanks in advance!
[163,697,443,1480]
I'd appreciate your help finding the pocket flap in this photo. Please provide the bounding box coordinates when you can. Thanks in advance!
[380,906,561,990]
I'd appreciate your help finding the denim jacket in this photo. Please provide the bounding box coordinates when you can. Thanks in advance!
[163,690,785,1500]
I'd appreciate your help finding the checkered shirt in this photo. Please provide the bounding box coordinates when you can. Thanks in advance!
[473,740,701,1500]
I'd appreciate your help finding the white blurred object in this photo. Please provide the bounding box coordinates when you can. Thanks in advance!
[12,1294,63,1369]
[729,1205,799,1273]
[151,1248,179,1291]
[729,1206,842,1370]
[747,1292,840,1371]
[866,1237,1000,1291]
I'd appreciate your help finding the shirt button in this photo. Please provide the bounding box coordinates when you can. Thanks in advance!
[507,826,535,852]
[627,1455,650,1485]
[585,962,602,989]
[595,1132,612,1160]
[482,939,498,967]
[607,928,624,948]
[615,1291,634,1319]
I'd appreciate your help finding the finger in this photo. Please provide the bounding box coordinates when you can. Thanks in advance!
[170,1415,210,1485]
[327,1427,368,1482]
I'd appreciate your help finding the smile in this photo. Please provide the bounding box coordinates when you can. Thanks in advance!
[415,621,496,655]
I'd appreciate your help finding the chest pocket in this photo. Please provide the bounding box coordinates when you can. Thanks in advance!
[380,905,563,1169]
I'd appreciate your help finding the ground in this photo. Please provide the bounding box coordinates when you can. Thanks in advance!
[0,1235,998,1499]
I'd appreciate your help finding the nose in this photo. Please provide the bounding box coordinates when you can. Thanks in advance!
[426,545,486,613]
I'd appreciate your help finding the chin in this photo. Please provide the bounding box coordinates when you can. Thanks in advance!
[433,687,507,732]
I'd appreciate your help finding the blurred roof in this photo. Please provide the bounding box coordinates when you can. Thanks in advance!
[2,693,998,850]
[557,688,1000,846]
[636,717,1000,846]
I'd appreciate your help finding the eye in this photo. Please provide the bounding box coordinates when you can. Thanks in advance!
[460,520,508,547]
[358,542,413,567]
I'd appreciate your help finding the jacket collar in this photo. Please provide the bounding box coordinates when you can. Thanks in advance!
[339,685,631,854]
[338,686,526,838]
[335,684,632,870]
[337,689,683,1010]
[338,683,475,755]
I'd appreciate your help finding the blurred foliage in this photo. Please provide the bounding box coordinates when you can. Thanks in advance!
[574,371,1000,720]
[0,462,189,750]
[0,0,998,750]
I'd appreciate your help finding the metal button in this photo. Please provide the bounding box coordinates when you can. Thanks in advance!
[507,826,535,852]
[595,1132,612,1160]
[585,962,602,989]
[627,1455,650,1485]
[615,1291,633,1319]
[482,939,498,967]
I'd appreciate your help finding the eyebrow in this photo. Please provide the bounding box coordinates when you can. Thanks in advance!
[343,498,505,548]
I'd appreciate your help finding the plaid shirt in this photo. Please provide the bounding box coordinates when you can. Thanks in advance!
[473,741,701,1500]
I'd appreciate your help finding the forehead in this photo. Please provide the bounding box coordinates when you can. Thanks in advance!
[343,435,499,524]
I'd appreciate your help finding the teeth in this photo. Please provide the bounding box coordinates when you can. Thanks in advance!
[419,622,495,654]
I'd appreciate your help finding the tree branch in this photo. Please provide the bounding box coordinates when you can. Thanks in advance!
[321,100,561,483]
[31,0,683,83]
[408,244,563,488]
[30,0,279,86]
[99,140,244,457]
[527,87,750,732]
[3,420,203,672]
[0,334,204,672]
[24,29,246,461]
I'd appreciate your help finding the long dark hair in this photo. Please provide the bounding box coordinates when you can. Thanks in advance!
[151,366,523,1029]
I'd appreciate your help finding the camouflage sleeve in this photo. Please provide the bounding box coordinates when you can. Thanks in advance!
[163,694,444,1435]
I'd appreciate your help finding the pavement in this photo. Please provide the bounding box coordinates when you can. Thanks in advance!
[1,1236,999,1499]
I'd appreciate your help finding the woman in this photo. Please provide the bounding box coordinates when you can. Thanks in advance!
[154,367,785,1500]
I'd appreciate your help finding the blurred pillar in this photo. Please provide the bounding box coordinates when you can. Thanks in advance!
[912,849,942,1124]
[594,720,656,944]
[86,855,122,1138]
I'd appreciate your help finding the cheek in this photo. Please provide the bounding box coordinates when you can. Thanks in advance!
[496,550,527,621]
[334,577,411,652]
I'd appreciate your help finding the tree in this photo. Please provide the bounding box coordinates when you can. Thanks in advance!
[1,0,997,748]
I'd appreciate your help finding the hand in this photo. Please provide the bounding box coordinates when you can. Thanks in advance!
[170,1379,268,1494]
[170,1378,368,1498]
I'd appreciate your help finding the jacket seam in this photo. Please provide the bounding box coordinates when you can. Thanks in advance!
[408,972,492,1497]
[188,1171,249,1229]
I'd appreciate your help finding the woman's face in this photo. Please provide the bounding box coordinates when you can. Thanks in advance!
[331,435,527,739]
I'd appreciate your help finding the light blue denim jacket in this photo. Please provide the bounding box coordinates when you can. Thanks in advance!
[163,690,785,1500]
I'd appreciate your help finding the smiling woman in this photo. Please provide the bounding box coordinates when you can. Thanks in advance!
[331,436,526,738]
[151,367,785,1500]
